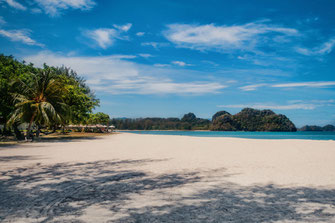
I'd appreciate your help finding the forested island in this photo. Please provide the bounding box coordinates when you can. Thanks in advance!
[298,125,335,131]
[111,108,297,132]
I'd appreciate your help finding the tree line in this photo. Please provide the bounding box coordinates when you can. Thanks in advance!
[0,54,109,140]
[298,125,335,131]
[111,113,211,130]
[111,109,297,132]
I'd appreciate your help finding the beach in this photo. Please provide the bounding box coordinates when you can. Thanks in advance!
[1,133,335,222]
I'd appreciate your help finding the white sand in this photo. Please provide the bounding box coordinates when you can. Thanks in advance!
[1,133,335,222]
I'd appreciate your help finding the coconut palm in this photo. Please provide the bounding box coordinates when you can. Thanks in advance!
[8,68,69,139]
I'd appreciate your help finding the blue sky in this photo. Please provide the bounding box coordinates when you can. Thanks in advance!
[1,0,335,126]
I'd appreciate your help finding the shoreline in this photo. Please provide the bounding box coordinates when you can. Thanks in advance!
[116,130,335,141]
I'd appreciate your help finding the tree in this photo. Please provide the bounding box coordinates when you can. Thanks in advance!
[88,112,110,125]
[0,54,101,140]
[0,55,35,138]
[210,108,296,132]
[181,113,197,122]
[212,110,231,121]
[8,68,69,139]
[211,114,238,131]
[56,66,99,125]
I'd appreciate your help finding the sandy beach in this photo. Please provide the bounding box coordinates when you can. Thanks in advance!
[1,133,335,222]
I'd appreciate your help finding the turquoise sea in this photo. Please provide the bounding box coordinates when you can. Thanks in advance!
[120,131,335,141]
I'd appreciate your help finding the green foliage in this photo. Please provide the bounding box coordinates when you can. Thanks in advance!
[0,54,99,139]
[111,114,211,130]
[211,114,239,131]
[181,113,197,122]
[112,109,297,132]
[55,66,99,124]
[323,124,335,131]
[299,124,335,131]
[212,110,231,121]
[0,55,36,126]
[211,108,297,132]
[88,112,110,125]
[8,69,69,129]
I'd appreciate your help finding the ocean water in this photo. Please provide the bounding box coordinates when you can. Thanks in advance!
[120,130,335,141]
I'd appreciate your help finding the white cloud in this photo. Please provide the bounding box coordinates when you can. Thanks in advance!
[141,42,169,49]
[272,81,335,88]
[0,29,43,47]
[138,53,152,58]
[33,0,95,16]
[164,21,298,53]
[171,61,191,67]
[31,7,42,13]
[4,0,26,10]
[218,100,335,110]
[239,84,267,91]
[239,81,335,91]
[296,38,335,56]
[154,64,170,67]
[85,28,118,49]
[136,32,145,36]
[23,51,227,95]
[97,81,226,95]
[84,24,132,49]
[113,23,132,32]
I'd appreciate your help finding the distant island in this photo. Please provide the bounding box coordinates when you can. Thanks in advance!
[298,125,335,132]
[111,108,297,132]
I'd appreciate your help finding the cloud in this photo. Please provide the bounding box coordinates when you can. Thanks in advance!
[84,24,132,49]
[272,81,335,88]
[239,84,267,91]
[33,0,95,16]
[218,100,335,110]
[23,51,227,95]
[95,80,226,95]
[296,38,335,56]
[238,81,335,91]
[136,32,145,36]
[141,42,169,49]
[113,23,132,32]
[163,21,298,53]
[85,28,118,49]
[0,29,44,46]
[153,64,170,67]
[138,53,152,58]
[31,7,42,14]
[171,61,191,67]
[4,0,26,10]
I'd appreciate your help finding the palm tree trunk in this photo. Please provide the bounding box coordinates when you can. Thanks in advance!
[36,125,41,138]
[26,112,36,141]
[13,122,24,140]
[2,122,11,136]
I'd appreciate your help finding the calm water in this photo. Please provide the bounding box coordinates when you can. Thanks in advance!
[120,130,335,141]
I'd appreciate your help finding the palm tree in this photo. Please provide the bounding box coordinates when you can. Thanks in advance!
[8,68,69,140]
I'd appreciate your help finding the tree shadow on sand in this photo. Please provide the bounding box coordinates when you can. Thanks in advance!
[0,134,109,148]
[118,183,335,223]
[0,159,334,222]
[0,155,35,162]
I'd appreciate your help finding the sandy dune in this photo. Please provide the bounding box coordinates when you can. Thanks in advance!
[0,133,335,222]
